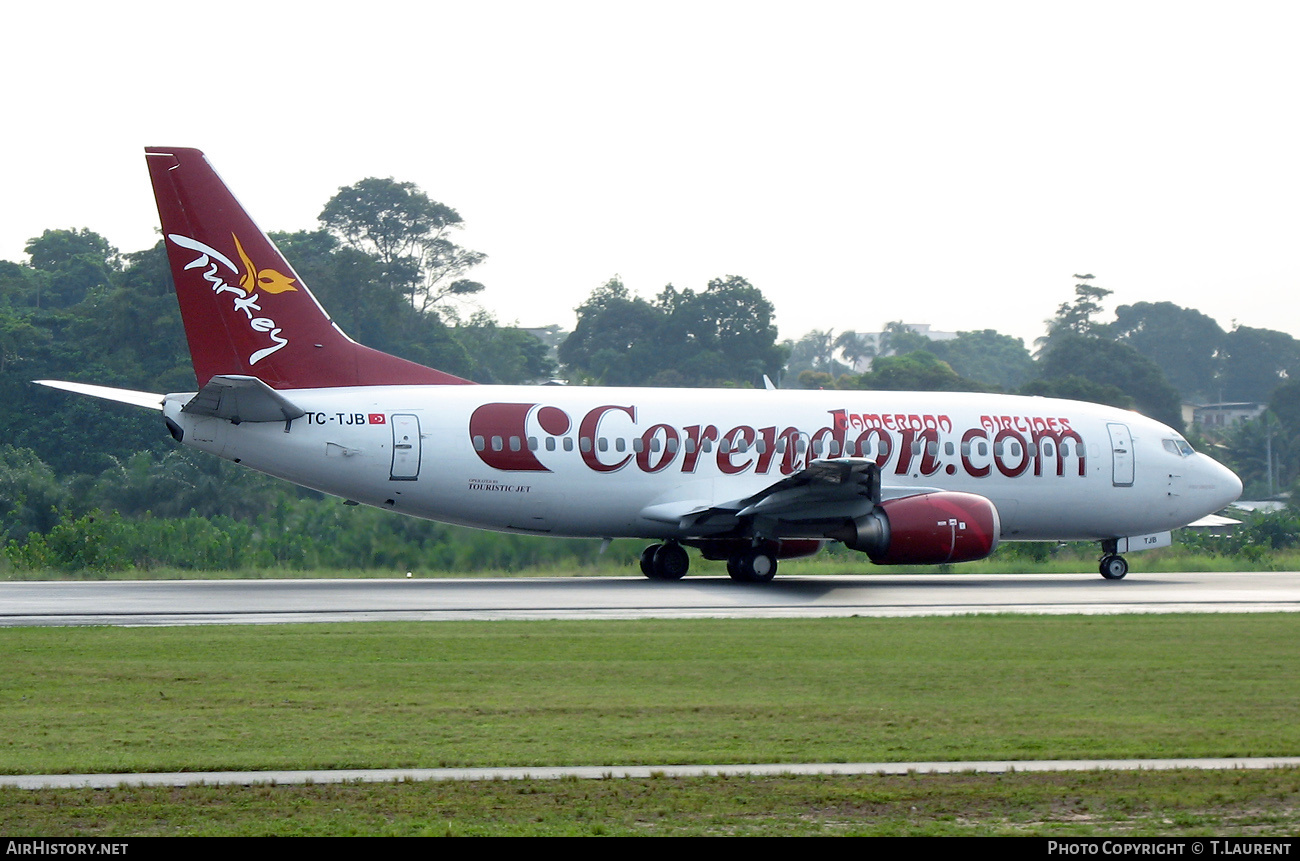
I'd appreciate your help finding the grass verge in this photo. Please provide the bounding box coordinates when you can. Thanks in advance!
[4,614,1297,836]
[3,615,1297,774]
[2,770,1299,836]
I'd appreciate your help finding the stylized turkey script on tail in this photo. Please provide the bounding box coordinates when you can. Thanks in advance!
[144,147,472,390]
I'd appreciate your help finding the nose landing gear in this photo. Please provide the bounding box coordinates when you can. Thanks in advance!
[1100,554,1128,579]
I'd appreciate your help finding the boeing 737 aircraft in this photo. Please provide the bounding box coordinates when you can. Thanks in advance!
[39,148,1242,582]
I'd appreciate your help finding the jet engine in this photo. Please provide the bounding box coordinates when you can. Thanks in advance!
[826,491,1000,565]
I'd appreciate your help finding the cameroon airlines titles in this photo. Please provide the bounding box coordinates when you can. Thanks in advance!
[38,148,1242,584]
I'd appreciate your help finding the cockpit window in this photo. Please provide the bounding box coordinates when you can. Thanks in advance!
[1163,438,1196,457]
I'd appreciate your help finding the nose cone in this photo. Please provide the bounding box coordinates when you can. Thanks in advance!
[1199,454,1243,512]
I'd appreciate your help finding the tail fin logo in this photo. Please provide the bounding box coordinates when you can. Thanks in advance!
[167,232,296,366]
[233,235,298,296]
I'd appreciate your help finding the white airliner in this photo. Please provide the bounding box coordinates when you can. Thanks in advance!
[39,147,1242,582]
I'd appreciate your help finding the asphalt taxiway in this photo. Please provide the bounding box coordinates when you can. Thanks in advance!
[2,570,1298,626]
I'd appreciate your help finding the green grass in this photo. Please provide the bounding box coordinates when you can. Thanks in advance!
[3,769,1300,836]
[5,614,1298,835]
[3,615,1298,776]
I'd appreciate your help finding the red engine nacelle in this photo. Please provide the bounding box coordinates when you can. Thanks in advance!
[826,491,1000,565]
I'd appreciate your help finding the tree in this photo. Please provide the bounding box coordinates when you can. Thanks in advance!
[0,445,67,541]
[0,306,46,374]
[271,229,476,380]
[877,321,930,357]
[1019,375,1135,412]
[558,278,665,386]
[688,276,786,383]
[844,350,991,392]
[559,276,786,387]
[1110,302,1225,401]
[925,329,1035,391]
[834,330,875,370]
[1031,333,1183,428]
[1215,411,1287,497]
[23,228,120,308]
[1038,274,1111,355]
[1269,380,1300,434]
[784,329,848,381]
[319,177,485,314]
[1218,325,1300,403]
[452,312,556,384]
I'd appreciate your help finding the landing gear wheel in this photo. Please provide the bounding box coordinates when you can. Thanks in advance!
[648,542,689,580]
[1100,554,1128,580]
[640,544,659,578]
[728,548,778,583]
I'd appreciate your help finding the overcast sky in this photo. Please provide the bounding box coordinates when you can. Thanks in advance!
[4,1,1298,350]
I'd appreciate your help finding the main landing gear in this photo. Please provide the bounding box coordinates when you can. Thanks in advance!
[640,542,690,581]
[726,547,778,583]
[640,541,780,583]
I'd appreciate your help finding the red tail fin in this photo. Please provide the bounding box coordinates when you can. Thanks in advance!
[145,147,473,389]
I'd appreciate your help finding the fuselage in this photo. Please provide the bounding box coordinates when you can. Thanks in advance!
[162,385,1242,544]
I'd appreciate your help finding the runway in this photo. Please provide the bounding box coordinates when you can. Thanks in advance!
[2,570,1299,626]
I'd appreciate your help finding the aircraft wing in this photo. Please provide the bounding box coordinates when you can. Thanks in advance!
[642,458,940,535]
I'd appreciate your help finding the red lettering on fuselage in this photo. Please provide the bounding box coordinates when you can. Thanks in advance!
[467,404,1088,480]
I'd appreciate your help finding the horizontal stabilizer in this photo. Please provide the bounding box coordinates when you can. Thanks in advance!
[182,375,306,423]
[35,380,164,411]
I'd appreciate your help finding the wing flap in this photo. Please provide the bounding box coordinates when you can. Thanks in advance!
[640,459,949,536]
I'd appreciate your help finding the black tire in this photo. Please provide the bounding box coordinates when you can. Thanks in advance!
[651,543,690,580]
[730,548,778,583]
[1100,554,1128,580]
[640,544,660,578]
